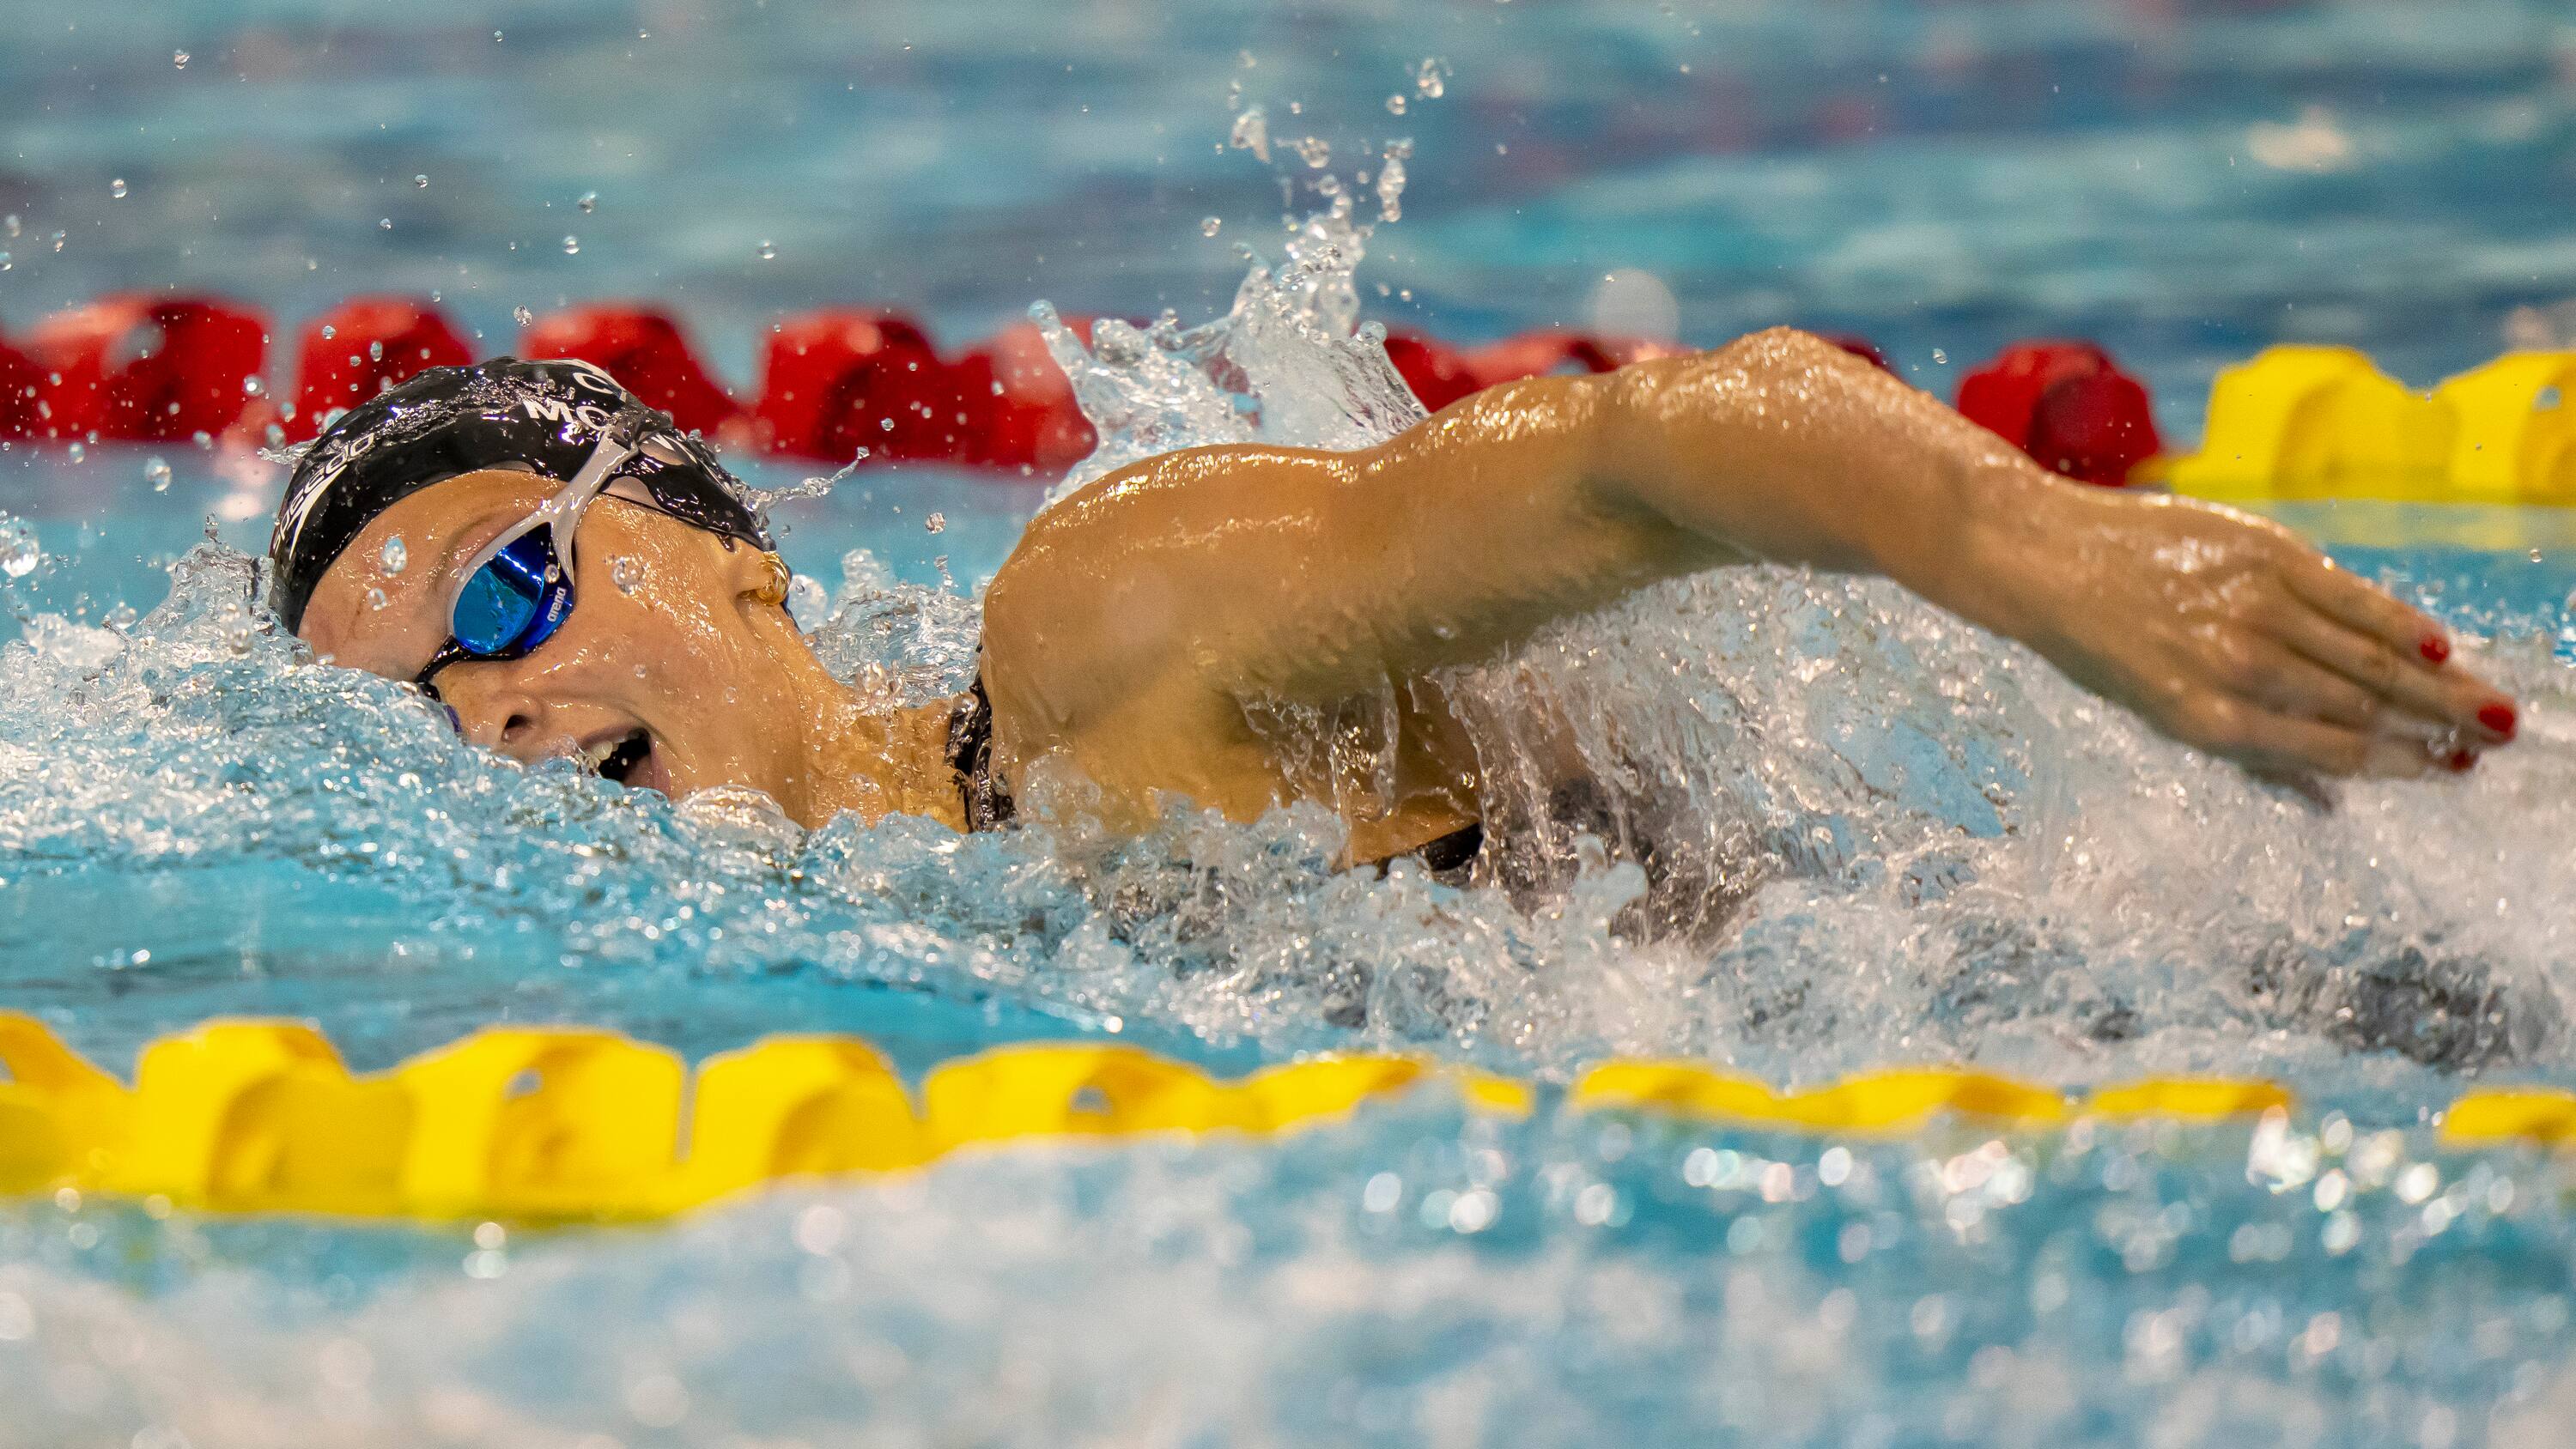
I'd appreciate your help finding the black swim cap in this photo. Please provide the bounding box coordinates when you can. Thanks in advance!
[267,357,771,633]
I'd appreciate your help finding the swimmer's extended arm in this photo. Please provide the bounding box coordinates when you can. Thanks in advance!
[989,326,2518,782]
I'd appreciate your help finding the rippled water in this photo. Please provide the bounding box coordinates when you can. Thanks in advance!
[11,0,2576,1442]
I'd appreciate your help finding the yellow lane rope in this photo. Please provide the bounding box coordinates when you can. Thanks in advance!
[2150,346,2576,506]
[0,1013,2557,1221]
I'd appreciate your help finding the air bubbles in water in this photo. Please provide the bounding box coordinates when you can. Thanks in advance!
[1387,94,1406,115]
[924,512,946,535]
[414,174,429,189]
[1200,217,1223,237]
[380,536,408,576]
[65,443,84,464]
[172,50,189,68]
[610,556,643,594]
[109,179,127,199]
[513,306,534,326]
[1415,58,1449,98]
[757,239,777,261]
[365,587,388,611]
[577,191,598,214]
[143,457,172,492]
[1288,136,1332,169]
[562,235,580,255]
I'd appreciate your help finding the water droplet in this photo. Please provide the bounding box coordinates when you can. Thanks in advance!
[319,324,336,340]
[562,234,580,255]
[879,416,896,432]
[143,457,172,491]
[109,179,127,199]
[786,574,829,630]
[610,555,642,593]
[1415,58,1448,99]
[1386,94,1407,115]
[64,442,83,464]
[0,253,12,273]
[0,519,40,579]
[173,50,190,68]
[756,239,776,261]
[2530,548,2546,563]
[577,191,598,214]
[380,535,408,575]
[924,512,946,535]
[1376,143,1410,222]
[242,375,265,397]
[512,306,534,326]
[366,587,388,611]
[1228,106,1270,164]
[1200,216,1223,238]
[379,217,393,230]
[1931,349,1949,365]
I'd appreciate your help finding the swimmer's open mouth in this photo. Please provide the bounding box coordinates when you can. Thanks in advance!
[589,730,656,788]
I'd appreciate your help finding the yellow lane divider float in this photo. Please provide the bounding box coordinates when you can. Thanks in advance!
[0,1012,2567,1221]
[2152,346,2576,505]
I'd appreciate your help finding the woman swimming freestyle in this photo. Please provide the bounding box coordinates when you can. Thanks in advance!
[270,330,2520,870]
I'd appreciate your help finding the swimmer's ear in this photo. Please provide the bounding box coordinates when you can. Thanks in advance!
[738,551,793,609]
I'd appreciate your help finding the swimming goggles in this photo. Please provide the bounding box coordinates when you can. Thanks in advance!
[414,402,667,695]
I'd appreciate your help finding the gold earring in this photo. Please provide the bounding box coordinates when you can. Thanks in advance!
[753,553,792,606]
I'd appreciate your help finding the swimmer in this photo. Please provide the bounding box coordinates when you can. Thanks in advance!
[272,335,2521,871]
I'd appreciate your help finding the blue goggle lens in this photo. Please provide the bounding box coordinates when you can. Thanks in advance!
[451,530,562,656]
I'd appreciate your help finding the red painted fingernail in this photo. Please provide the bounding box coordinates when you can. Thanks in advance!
[2478,702,2518,739]
[2447,749,2477,773]
[2420,634,2451,664]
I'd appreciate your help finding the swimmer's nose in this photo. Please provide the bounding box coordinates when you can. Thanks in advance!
[444,680,549,754]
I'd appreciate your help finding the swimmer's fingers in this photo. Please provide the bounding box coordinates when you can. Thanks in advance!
[2176,697,2438,780]
[2281,555,2448,664]
[2266,596,2513,744]
[2235,640,2446,742]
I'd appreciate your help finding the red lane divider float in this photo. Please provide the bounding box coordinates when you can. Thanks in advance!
[1954,340,2162,487]
[520,305,742,435]
[17,294,269,443]
[289,297,475,441]
[0,293,2160,488]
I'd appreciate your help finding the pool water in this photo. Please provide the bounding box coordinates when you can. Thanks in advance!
[11,0,2576,1443]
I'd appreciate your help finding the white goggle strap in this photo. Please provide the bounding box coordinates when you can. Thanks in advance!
[441,413,651,624]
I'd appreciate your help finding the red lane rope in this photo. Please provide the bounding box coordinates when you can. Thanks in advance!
[0,294,2159,486]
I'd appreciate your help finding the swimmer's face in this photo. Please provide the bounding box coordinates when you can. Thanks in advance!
[299,468,807,807]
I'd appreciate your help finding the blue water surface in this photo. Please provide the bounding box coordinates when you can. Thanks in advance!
[10,1,2576,1444]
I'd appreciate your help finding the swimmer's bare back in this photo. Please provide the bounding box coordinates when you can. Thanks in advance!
[977,327,2519,860]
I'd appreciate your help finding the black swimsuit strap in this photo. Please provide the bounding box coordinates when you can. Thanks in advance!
[945,675,1017,831]
[945,670,1480,882]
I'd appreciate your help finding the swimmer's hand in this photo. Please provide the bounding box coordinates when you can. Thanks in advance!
[1981,486,2517,779]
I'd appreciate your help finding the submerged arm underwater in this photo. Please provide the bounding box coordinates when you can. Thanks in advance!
[981,327,2519,844]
